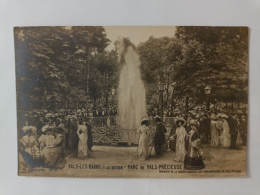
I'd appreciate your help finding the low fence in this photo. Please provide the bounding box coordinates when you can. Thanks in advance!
[90,116,175,129]
[89,116,175,146]
[91,127,157,146]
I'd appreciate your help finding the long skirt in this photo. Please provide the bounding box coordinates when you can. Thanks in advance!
[184,147,205,170]
[42,146,64,168]
[175,136,186,162]
[184,155,205,170]
[210,124,219,146]
[219,132,231,147]
[78,134,88,158]
[169,138,176,152]
[137,134,149,160]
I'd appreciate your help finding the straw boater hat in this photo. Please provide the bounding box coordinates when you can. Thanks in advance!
[175,117,186,126]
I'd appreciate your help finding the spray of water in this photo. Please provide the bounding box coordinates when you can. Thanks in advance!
[117,42,147,130]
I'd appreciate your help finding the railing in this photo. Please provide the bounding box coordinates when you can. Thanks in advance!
[89,116,174,145]
[118,129,139,144]
[89,116,175,128]
[90,116,117,127]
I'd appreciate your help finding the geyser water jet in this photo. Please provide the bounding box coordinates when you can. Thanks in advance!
[118,45,147,130]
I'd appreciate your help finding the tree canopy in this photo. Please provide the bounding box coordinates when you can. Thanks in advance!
[14,26,119,110]
[137,26,248,112]
[14,26,248,113]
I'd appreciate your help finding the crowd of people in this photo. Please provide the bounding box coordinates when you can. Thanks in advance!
[18,105,247,170]
[137,110,247,170]
[136,116,205,170]
[18,108,95,169]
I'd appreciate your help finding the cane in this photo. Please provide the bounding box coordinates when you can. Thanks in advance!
[136,134,140,158]
[149,140,154,158]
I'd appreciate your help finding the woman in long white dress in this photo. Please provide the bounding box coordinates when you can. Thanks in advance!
[137,118,149,161]
[219,115,231,147]
[77,120,88,158]
[174,117,187,162]
[210,118,219,146]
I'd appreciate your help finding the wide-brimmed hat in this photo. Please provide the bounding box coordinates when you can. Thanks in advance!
[29,126,37,132]
[141,117,149,124]
[155,115,161,122]
[189,110,196,116]
[41,125,52,133]
[22,126,31,132]
[217,113,222,118]
[175,117,186,126]
[69,115,77,119]
[189,119,198,129]
[189,119,197,126]
[221,113,229,119]
[210,114,218,120]
[46,113,54,118]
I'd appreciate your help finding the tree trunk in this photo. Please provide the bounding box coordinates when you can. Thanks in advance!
[105,91,108,114]
[171,91,174,116]
[160,92,164,120]
[166,72,170,102]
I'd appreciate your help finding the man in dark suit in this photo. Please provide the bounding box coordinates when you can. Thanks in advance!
[199,113,211,144]
[228,112,239,149]
[239,114,247,146]
[85,118,93,152]
[93,109,99,117]
[154,116,167,156]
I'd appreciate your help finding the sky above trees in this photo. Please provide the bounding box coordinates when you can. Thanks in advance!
[104,26,176,50]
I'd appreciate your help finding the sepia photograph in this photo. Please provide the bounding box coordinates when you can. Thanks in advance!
[14,26,248,178]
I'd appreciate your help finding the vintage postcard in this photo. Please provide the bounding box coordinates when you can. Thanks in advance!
[14,26,248,177]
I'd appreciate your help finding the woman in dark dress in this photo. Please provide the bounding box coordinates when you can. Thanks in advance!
[184,121,205,170]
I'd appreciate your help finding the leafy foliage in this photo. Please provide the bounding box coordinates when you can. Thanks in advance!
[14,26,248,113]
[14,26,119,109]
[137,27,248,110]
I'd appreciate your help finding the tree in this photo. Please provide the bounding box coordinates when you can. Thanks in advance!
[14,26,118,110]
[137,36,184,107]
[137,27,248,115]
[15,27,70,109]
[175,26,248,104]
